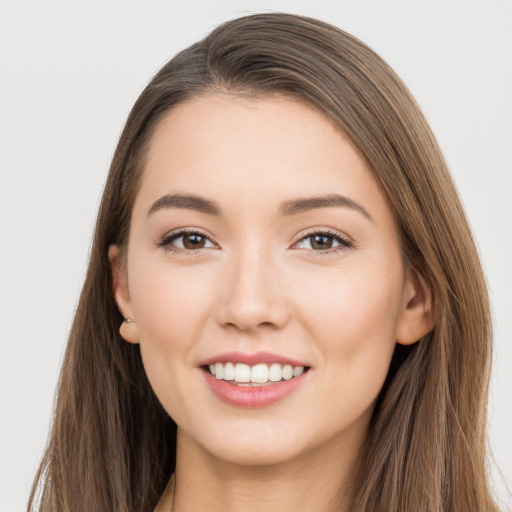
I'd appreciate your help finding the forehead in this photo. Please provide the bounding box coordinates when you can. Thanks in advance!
[135,93,389,222]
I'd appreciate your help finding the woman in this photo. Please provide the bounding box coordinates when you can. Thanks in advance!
[28,12,498,512]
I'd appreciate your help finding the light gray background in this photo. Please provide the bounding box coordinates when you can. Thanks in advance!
[1,1,511,510]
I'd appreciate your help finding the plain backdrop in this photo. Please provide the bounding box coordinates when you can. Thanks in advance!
[1,1,511,510]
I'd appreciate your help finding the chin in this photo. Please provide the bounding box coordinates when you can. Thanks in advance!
[185,418,310,467]
[205,438,305,467]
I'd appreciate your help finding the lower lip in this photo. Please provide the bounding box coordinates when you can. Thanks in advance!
[202,369,308,408]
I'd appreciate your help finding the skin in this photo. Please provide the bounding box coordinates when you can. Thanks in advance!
[110,94,433,511]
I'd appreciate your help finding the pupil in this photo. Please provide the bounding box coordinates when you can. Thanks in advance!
[312,235,332,250]
[184,234,205,249]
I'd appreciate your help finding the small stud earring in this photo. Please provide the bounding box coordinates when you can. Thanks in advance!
[119,317,139,344]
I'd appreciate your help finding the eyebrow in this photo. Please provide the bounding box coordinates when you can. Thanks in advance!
[147,193,371,220]
[279,193,371,220]
[148,193,221,216]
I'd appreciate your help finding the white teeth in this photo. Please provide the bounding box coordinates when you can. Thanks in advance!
[269,363,282,382]
[223,362,235,381]
[214,362,224,380]
[234,363,251,383]
[282,364,293,380]
[251,364,269,383]
[207,362,306,385]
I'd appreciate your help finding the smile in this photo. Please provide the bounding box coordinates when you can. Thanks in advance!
[207,362,306,385]
[199,352,311,408]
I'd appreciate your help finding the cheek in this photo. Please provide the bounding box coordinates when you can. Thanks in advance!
[298,260,402,339]
[295,259,403,397]
[127,260,217,414]
[130,260,213,349]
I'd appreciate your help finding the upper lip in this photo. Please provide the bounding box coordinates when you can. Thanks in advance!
[198,351,310,368]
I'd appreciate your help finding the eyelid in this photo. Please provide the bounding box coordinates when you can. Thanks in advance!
[156,227,218,253]
[156,227,353,255]
[292,228,353,254]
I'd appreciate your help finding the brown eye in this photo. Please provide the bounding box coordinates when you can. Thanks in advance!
[294,231,352,253]
[183,233,206,249]
[158,230,216,252]
[310,235,334,250]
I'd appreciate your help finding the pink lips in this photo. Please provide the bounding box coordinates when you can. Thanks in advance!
[199,351,310,408]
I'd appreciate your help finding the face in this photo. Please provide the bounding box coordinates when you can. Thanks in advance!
[111,94,431,467]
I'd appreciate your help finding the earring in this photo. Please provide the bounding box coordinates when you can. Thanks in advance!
[119,317,139,344]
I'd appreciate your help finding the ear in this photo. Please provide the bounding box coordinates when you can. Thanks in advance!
[108,245,140,344]
[395,266,435,345]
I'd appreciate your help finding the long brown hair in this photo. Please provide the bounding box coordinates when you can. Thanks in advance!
[28,12,497,512]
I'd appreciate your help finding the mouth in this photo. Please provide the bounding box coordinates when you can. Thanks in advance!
[203,362,310,386]
[199,352,311,408]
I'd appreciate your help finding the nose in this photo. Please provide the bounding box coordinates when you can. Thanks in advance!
[214,244,291,333]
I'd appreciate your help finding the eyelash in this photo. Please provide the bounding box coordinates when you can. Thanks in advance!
[157,228,353,256]
[157,228,214,255]
[294,229,353,255]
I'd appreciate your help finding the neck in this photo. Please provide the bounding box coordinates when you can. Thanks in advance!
[171,426,365,512]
